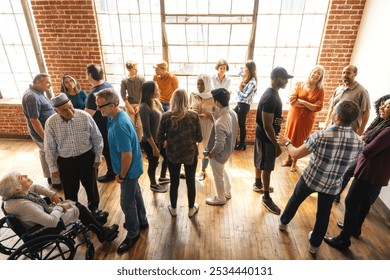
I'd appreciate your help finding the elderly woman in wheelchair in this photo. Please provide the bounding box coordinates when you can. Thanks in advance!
[0,172,119,259]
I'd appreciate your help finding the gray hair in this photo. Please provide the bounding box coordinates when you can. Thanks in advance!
[95,88,120,106]
[32,73,50,84]
[0,171,22,200]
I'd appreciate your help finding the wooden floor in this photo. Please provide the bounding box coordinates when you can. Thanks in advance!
[0,138,389,260]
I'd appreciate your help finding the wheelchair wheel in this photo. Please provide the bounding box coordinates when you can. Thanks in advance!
[0,217,23,256]
[8,234,76,260]
[85,243,95,260]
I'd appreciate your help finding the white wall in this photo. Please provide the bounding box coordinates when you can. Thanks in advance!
[350,0,390,209]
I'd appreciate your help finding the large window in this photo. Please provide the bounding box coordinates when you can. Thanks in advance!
[254,0,329,101]
[0,0,39,99]
[94,0,163,92]
[95,0,329,104]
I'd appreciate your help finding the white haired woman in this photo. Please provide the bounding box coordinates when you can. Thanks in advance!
[0,172,118,242]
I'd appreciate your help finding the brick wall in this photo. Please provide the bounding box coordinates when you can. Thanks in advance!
[31,0,103,94]
[0,0,366,139]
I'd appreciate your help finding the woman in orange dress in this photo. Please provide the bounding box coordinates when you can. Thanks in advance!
[283,65,325,172]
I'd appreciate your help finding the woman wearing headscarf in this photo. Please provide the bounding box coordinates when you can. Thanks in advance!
[189,74,214,181]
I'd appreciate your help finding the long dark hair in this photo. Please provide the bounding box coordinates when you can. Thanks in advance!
[239,60,257,91]
[141,81,162,111]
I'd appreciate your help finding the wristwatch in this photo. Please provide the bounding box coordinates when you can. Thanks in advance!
[285,141,291,147]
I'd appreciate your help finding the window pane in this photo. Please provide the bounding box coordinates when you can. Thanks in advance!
[232,0,254,14]
[169,46,188,62]
[277,15,301,47]
[253,48,275,77]
[165,25,186,44]
[188,46,207,63]
[209,24,230,45]
[227,46,247,62]
[0,0,12,13]
[231,24,252,45]
[255,15,279,47]
[210,0,232,14]
[186,24,208,45]
[298,15,326,47]
[281,0,305,14]
[165,0,186,14]
[258,0,281,14]
[208,46,228,61]
[187,0,209,14]
[304,0,329,13]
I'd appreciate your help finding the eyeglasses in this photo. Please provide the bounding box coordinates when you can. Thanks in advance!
[96,102,113,109]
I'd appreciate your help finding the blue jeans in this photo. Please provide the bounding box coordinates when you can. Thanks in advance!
[280,177,335,247]
[120,177,148,238]
[161,102,170,112]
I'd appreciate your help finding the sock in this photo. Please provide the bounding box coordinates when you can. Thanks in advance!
[255,178,262,187]
[263,191,270,199]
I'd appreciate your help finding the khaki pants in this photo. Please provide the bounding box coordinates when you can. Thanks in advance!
[126,104,143,142]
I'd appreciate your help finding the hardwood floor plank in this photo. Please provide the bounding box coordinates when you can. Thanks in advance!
[0,139,389,260]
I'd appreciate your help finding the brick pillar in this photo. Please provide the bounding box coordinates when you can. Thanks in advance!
[30,0,103,94]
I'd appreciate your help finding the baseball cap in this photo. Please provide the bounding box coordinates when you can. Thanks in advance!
[153,60,168,70]
[271,67,294,79]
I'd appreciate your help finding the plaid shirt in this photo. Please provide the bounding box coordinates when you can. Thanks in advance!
[44,109,103,174]
[302,124,364,195]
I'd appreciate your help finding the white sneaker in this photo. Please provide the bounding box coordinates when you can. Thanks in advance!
[206,196,226,206]
[188,203,199,218]
[279,219,287,231]
[308,231,319,254]
[168,205,177,217]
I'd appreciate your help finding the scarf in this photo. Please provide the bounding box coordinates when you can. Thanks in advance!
[363,117,390,144]
[7,191,52,214]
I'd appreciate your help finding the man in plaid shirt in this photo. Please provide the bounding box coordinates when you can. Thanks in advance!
[276,100,364,254]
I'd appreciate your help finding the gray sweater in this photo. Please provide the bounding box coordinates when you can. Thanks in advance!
[206,107,238,164]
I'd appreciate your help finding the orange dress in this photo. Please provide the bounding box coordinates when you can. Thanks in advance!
[285,82,324,147]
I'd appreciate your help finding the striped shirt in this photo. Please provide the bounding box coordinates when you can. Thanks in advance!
[302,124,364,195]
[236,77,257,104]
[44,109,103,173]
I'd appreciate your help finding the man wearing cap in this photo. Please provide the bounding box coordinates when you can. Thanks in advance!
[120,60,145,142]
[153,60,179,111]
[22,73,62,189]
[254,67,293,215]
[85,64,116,183]
[44,93,108,221]
[204,88,238,206]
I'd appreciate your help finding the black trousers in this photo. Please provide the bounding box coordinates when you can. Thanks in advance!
[234,102,250,144]
[167,157,198,209]
[102,131,115,176]
[57,150,100,211]
[142,141,168,185]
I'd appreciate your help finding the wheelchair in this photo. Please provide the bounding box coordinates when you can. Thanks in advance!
[0,204,95,260]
